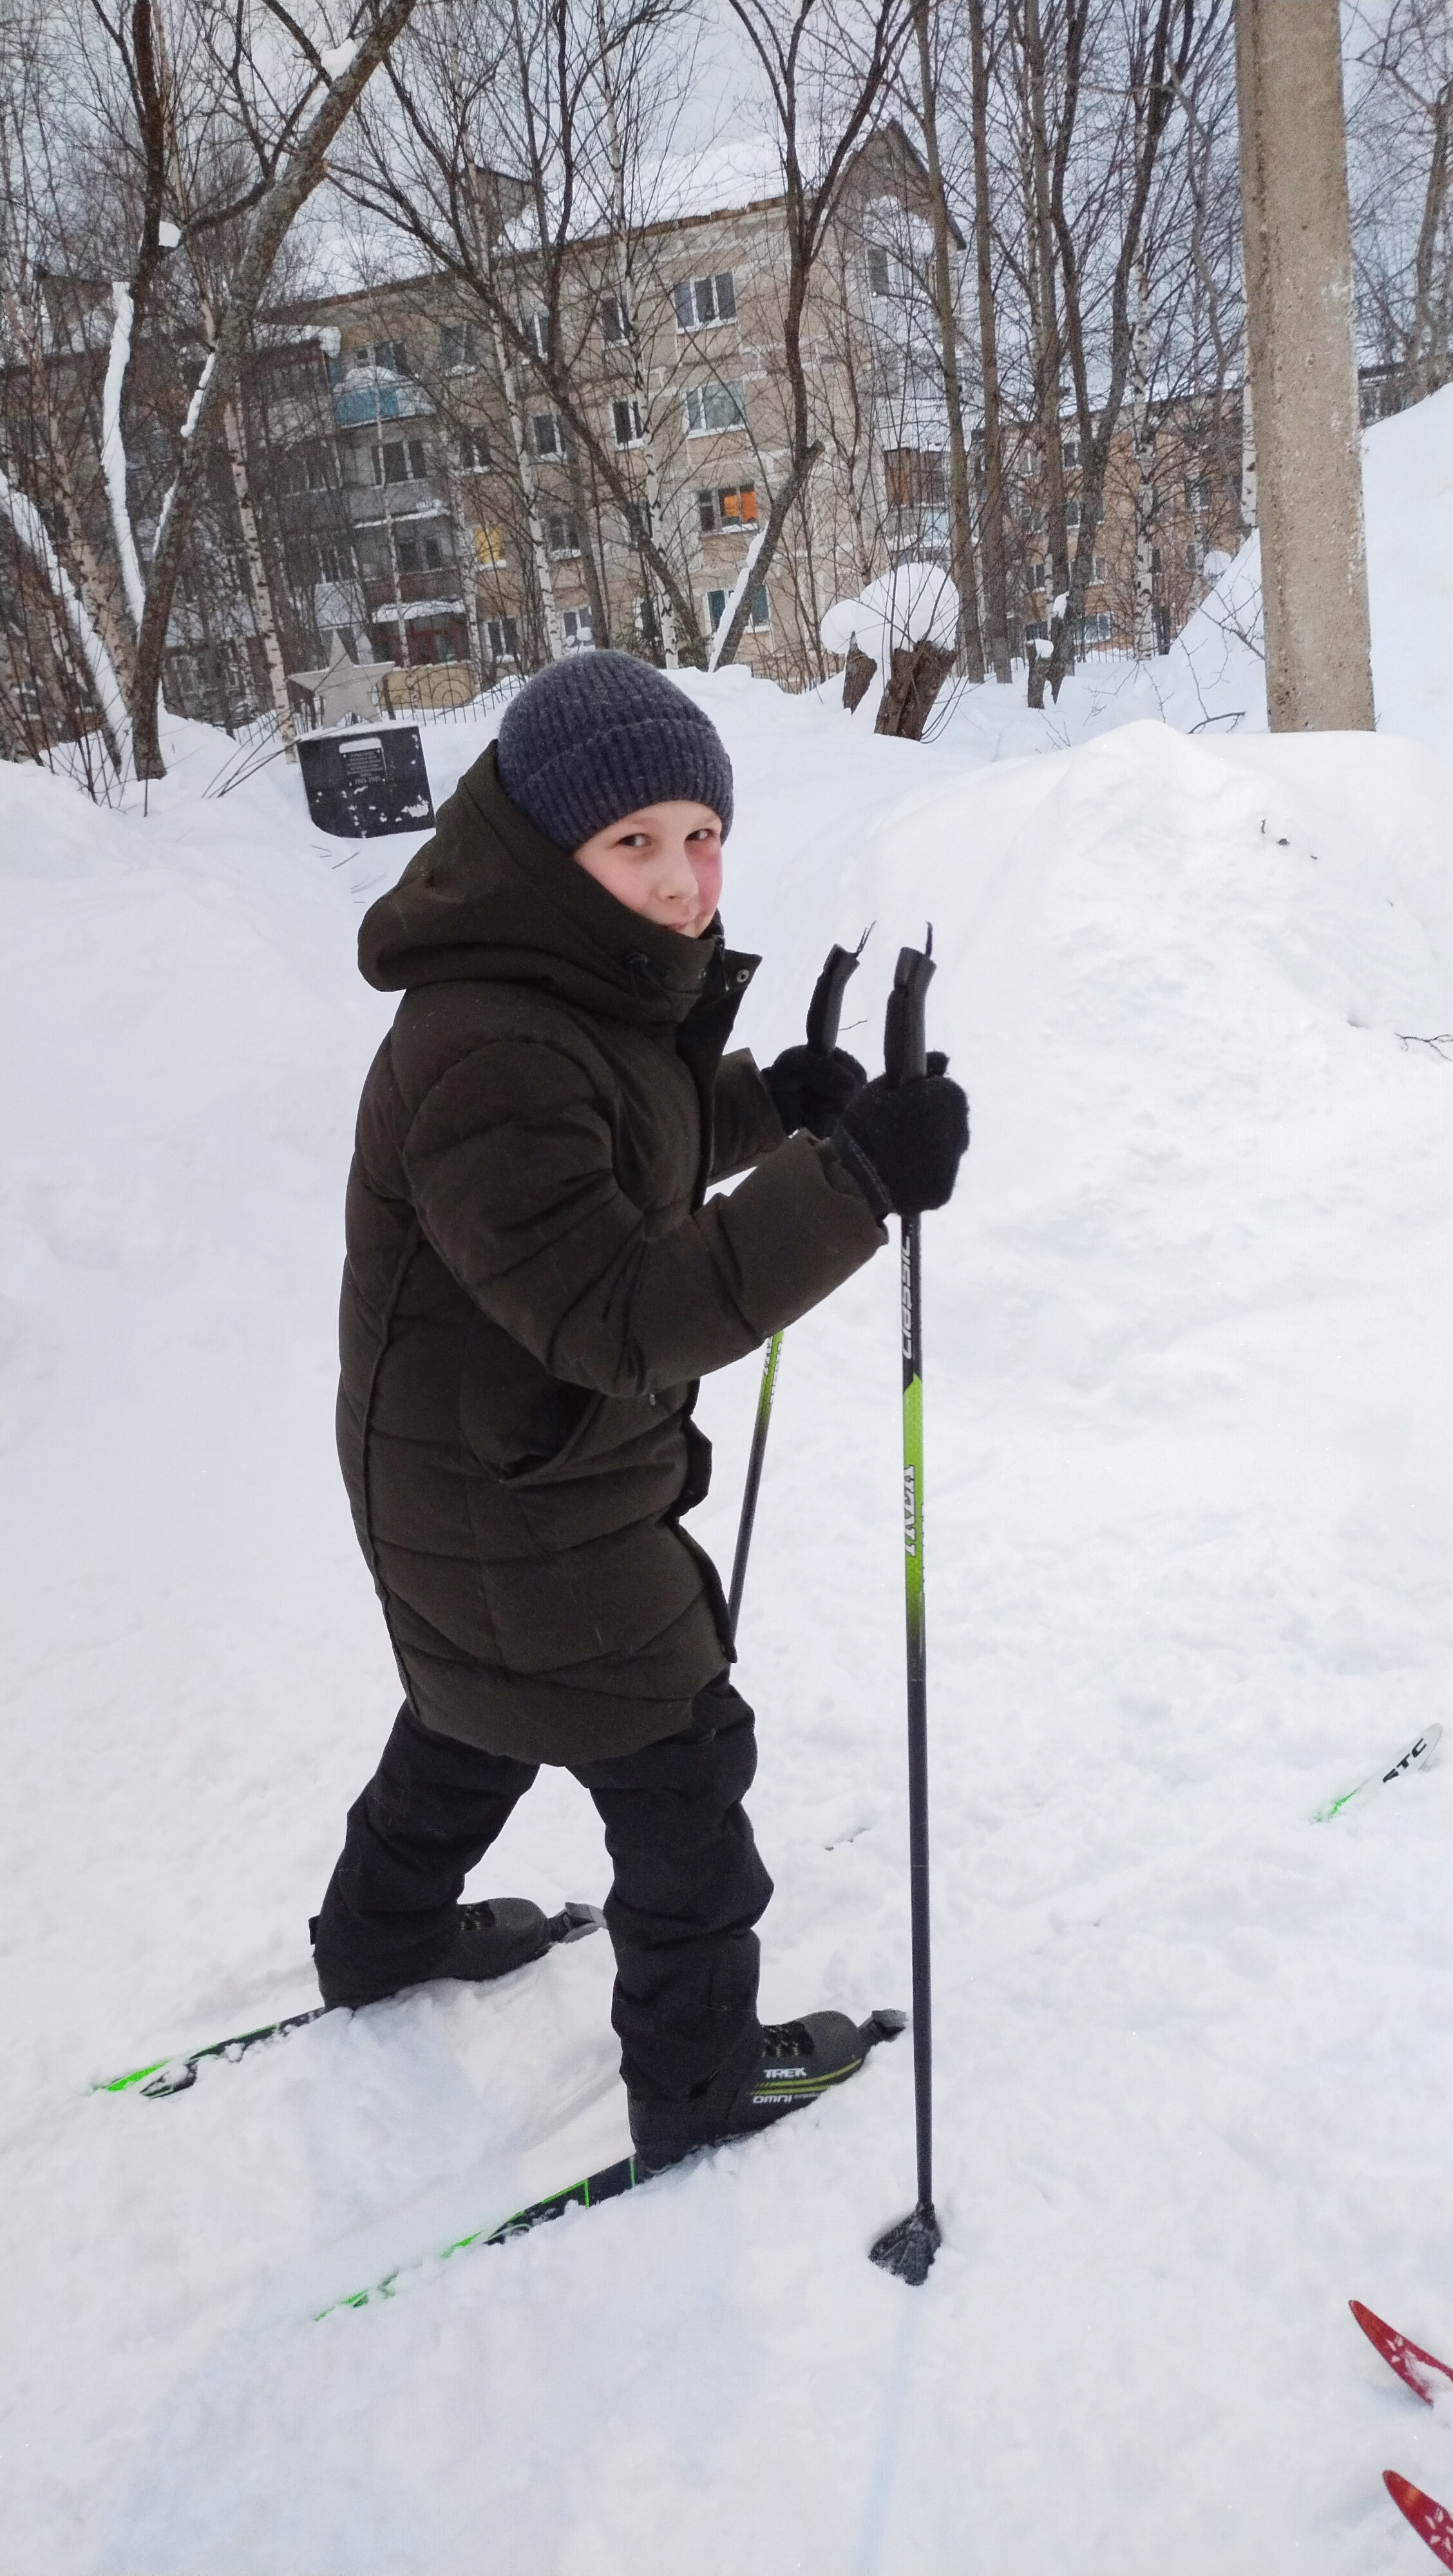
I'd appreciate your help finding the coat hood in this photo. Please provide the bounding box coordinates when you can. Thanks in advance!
[358,742,732,1028]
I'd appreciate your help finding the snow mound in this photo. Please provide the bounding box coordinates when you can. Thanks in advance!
[820,559,959,660]
[926,383,1453,767]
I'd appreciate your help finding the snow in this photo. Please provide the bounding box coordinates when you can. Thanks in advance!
[930,386,1453,768]
[3,408,1452,2569]
[0,463,131,774]
[102,283,147,632]
[821,561,960,723]
[706,523,768,672]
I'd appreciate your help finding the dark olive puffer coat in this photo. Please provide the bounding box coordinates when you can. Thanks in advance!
[337,743,885,1765]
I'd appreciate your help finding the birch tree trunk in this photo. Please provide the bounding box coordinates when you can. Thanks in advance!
[219,394,296,752]
[593,0,678,666]
[915,0,985,682]
[966,0,1012,681]
[490,315,564,663]
[1131,261,1155,658]
[1021,0,1072,709]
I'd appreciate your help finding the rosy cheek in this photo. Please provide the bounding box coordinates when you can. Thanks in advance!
[691,842,723,920]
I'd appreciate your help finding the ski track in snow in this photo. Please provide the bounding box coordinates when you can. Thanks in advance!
[3,448,1452,2570]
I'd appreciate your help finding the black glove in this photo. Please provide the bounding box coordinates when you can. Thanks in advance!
[761,1043,867,1138]
[831,1063,968,1218]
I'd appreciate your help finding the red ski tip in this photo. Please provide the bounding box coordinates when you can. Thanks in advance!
[1384,2472,1453,2569]
[1351,2300,1453,2403]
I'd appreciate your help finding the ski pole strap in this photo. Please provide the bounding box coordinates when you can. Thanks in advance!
[884,933,935,1087]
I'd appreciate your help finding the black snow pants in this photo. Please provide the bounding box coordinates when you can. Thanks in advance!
[311,1671,773,2125]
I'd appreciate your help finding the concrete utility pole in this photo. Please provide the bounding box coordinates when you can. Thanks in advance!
[1235,0,1375,730]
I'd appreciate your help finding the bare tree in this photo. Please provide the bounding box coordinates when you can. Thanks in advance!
[909,0,983,680]
[962,0,1012,679]
[1346,0,1452,399]
[81,0,423,777]
[336,0,720,664]
[710,0,912,667]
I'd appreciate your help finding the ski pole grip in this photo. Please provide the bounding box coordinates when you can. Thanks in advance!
[884,936,935,1088]
[805,939,862,1056]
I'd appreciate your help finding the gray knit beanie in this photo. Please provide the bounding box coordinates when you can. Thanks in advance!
[495,650,734,852]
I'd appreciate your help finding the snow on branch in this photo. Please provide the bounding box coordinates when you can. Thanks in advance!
[102,285,147,631]
[0,465,131,775]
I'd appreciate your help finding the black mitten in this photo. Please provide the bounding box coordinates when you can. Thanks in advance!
[761,1044,867,1138]
[831,1072,969,1218]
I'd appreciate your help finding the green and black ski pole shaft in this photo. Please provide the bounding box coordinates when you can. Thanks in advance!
[870,933,942,2289]
[726,931,868,1642]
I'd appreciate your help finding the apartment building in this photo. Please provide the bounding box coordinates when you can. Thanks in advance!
[271,126,972,687]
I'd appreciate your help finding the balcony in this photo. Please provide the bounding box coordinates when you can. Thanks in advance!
[362,569,464,611]
[344,480,446,526]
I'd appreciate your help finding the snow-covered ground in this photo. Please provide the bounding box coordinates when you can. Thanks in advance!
[3,401,1451,2575]
[926,382,1453,769]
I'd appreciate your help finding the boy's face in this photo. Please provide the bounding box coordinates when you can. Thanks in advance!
[572,800,723,940]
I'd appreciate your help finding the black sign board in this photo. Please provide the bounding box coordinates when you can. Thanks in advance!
[297,723,435,838]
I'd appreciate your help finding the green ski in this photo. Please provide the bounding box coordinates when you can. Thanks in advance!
[319,2007,906,2316]
[100,1902,604,2098]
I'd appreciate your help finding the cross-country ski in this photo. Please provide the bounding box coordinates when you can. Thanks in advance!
[321,2009,906,2315]
[100,1904,605,2097]
[1314,1724,1443,1823]
[1351,2301,1453,2405]
[5,80,1451,2568]
[1383,2474,1453,2571]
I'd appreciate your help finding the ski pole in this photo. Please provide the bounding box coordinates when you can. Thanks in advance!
[726,931,868,1642]
[870,931,942,2289]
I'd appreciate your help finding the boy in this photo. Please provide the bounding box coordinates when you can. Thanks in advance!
[314,652,967,2168]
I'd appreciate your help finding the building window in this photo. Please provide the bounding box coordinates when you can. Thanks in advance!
[472,525,506,567]
[375,438,427,483]
[533,413,564,459]
[1076,611,1114,643]
[1184,477,1210,512]
[486,616,519,663]
[561,605,594,649]
[622,497,653,544]
[674,272,736,330]
[1027,559,1046,591]
[458,428,490,471]
[546,513,580,556]
[396,534,446,574]
[634,592,660,643]
[1023,618,1049,642]
[613,397,644,448]
[440,323,476,371]
[525,308,550,358]
[1063,439,1079,468]
[685,380,746,436]
[353,337,410,375]
[707,584,770,632]
[885,450,947,510]
[698,484,757,533]
[600,294,631,345]
[866,245,891,297]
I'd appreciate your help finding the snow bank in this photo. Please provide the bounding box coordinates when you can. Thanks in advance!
[931,383,1453,767]
[1,671,1450,2573]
